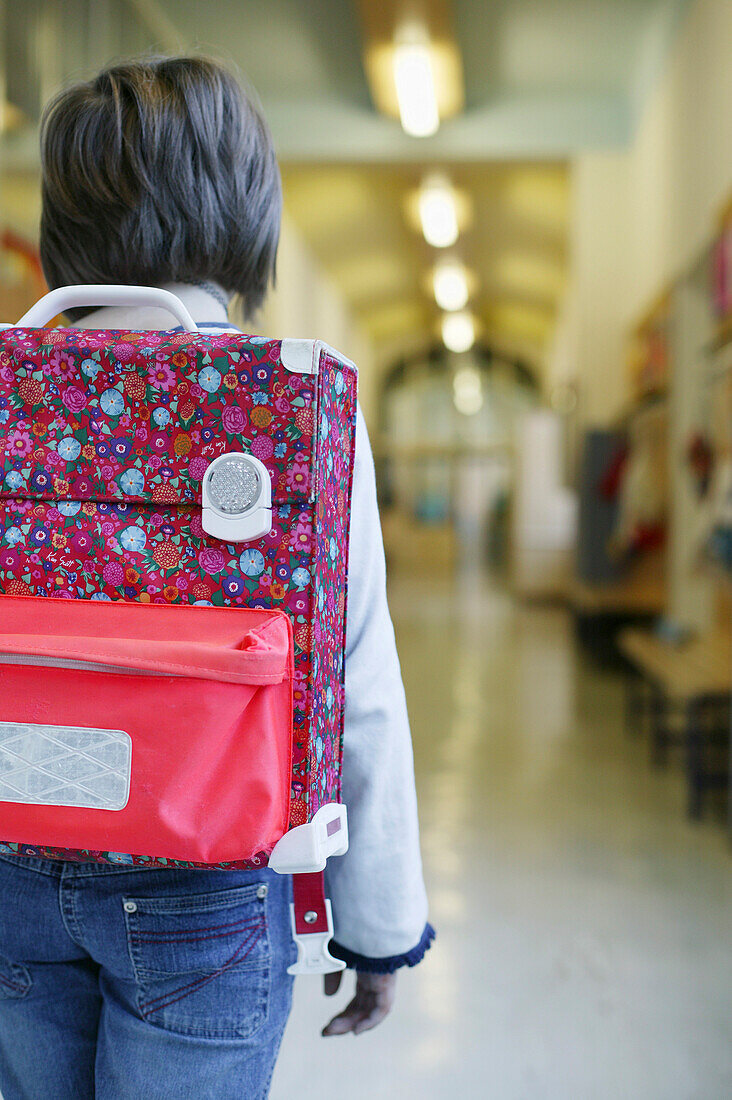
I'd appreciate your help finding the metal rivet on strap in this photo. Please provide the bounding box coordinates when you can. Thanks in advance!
[304,910,318,924]
[257,885,268,900]
[123,900,137,913]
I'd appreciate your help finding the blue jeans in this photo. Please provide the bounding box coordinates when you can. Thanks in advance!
[0,855,296,1099]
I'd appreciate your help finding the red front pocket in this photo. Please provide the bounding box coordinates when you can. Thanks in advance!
[0,597,293,864]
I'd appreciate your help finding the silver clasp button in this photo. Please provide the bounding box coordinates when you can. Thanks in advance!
[201,452,272,543]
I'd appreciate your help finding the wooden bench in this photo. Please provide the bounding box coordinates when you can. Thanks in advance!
[618,627,731,818]
[569,575,667,617]
[567,564,667,665]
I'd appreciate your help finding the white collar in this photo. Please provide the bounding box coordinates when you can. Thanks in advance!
[70,282,231,331]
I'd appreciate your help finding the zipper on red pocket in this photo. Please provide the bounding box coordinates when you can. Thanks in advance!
[0,653,180,678]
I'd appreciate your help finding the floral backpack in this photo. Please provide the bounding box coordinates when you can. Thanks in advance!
[0,285,358,974]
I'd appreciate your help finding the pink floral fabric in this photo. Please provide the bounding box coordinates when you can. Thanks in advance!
[310,353,357,811]
[0,328,357,869]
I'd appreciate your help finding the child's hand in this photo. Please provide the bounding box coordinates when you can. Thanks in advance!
[321,970,396,1036]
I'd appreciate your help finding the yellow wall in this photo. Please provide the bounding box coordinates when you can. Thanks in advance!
[629,0,732,309]
[549,0,732,628]
[554,0,732,424]
[548,152,633,424]
[253,212,377,423]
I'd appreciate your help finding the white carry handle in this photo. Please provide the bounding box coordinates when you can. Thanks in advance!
[11,284,199,332]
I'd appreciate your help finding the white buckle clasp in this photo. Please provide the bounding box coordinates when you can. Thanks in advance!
[201,452,272,543]
[287,897,345,976]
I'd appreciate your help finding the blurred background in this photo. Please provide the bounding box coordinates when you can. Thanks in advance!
[1,1,732,1097]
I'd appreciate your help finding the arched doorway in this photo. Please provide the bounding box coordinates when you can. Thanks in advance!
[377,342,541,573]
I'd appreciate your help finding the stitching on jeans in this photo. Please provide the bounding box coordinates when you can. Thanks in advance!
[138,921,265,1017]
[129,915,261,939]
[261,982,293,1100]
[140,928,265,1018]
[57,877,84,948]
[0,972,27,993]
[130,917,260,942]
[138,922,263,1013]
[120,884,265,905]
[71,866,168,877]
[130,921,261,946]
[0,855,60,878]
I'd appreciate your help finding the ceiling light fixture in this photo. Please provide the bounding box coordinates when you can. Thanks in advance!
[392,27,439,138]
[418,175,459,248]
[442,311,476,353]
[433,259,470,312]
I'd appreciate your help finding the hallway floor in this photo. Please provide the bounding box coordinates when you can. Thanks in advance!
[272,572,732,1100]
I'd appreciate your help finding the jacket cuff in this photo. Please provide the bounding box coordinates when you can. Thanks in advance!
[330,922,435,974]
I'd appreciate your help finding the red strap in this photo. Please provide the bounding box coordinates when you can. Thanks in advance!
[292,871,329,935]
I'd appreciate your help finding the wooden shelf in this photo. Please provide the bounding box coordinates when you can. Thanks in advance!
[568,574,666,616]
[618,625,731,701]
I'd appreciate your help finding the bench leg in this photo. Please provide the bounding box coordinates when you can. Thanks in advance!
[650,691,672,768]
[624,672,647,738]
[685,704,703,820]
[684,698,730,821]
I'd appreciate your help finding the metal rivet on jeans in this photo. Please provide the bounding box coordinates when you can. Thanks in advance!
[123,900,137,913]
[304,910,318,924]
[257,885,268,900]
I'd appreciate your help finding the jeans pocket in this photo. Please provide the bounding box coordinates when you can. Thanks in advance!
[124,882,270,1040]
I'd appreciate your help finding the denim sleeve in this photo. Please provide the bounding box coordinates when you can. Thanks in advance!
[324,406,433,968]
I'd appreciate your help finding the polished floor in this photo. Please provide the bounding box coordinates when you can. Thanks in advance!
[272,569,732,1100]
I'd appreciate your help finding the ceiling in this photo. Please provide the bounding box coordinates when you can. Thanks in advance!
[0,0,691,366]
[281,161,569,361]
[154,0,691,160]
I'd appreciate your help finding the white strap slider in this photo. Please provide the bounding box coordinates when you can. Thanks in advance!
[287,899,345,976]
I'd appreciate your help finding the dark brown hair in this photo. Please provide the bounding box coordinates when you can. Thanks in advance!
[39,56,282,319]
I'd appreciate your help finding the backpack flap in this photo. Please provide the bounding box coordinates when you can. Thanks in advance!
[0,328,316,524]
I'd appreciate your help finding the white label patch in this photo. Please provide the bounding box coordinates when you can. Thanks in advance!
[0,722,131,811]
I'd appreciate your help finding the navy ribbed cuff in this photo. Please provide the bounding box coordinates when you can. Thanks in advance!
[330,922,435,974]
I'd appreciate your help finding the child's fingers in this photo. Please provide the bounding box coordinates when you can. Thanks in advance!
[322,997,391,1036]
[322,1006,364,1036]
[322,972,397,1035]
[352,1003,391,1034]
[323,971,342,997]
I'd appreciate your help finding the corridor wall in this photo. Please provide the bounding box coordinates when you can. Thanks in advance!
[550,0,732,629]
[254,211,377,422]
[550,0,732,426]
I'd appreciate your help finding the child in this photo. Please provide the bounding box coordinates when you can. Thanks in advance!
[0,56,433,1099]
